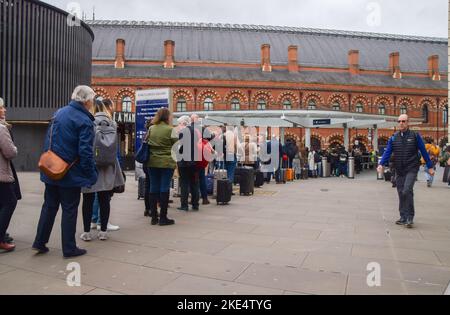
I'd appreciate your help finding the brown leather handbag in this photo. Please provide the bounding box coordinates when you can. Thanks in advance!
[38,122,77,181]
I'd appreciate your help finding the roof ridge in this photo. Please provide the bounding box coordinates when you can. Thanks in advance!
[85,19,447,44]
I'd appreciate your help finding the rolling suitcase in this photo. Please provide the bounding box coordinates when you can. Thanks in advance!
[138,176,146,200]
[254,170,265,188]
[217,179,232,205]
[239,167,255,196]
[213,168,228,199]
[276,169,287,184]
[286,168,294,182]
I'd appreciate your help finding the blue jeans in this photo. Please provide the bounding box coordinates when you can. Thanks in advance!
[148,168,174,193]
[33,184,81,256]
[199,168,208,199]
[91,193,100,224]
[424,165,435,184]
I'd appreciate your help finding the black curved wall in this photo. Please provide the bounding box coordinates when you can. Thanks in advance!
[0,0,94,170]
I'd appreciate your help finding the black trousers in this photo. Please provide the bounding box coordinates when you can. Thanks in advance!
[179,167,200,208]
[82,191,112,232]
[33,184,81,256]
[0,183,18,243]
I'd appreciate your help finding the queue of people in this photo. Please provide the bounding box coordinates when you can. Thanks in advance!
[1,89,449,257]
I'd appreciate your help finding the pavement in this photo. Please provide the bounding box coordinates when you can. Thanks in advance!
[0,168,449,295]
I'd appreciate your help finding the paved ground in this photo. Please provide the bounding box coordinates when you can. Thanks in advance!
[0,169,449,295]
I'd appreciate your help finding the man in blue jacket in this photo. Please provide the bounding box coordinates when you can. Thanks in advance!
[378,114,434,229]
[33,86,98,258]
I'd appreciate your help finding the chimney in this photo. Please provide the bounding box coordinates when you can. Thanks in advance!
[163,40,175,69]
[389,52,402,79]
[428,55,441,81]
[348,50,360,75]
[288,45,299,73]
[261,44,272,72]
[115,39,125,69]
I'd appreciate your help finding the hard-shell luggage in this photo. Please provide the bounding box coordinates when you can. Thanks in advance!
[138,176,146,200]
[239,167,255,196]
[216,179,232,205]
[254,170,265,188]
[286,168,294,181]
[213,169,228,198]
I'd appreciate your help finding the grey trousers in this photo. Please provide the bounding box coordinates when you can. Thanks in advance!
[395,170,418,220]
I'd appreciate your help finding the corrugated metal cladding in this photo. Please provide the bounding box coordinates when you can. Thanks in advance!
[0,0,94,121]
[88,20,448,73]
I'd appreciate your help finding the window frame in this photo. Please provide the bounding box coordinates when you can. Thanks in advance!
[204,97,214,111]
[231,97,240,111]
[257,98,267,110]
[122,96,132,113]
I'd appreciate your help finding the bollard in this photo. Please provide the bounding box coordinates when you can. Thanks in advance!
[322,157,331,177]
[348,157,355,179]
[377,157,384,180]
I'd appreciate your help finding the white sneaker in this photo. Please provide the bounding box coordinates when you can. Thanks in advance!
[98,231,108,241]
[90,222,98,230]
[80,232,92,242]
[96,223,120,231]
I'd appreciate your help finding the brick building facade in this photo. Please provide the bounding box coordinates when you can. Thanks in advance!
[87,21,449,159]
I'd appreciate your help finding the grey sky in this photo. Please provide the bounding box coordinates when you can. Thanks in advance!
[44,0,448,38]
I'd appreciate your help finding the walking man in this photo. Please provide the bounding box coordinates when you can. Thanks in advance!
[377,114,434,228]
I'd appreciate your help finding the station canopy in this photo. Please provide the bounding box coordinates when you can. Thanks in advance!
[173,110,423,129]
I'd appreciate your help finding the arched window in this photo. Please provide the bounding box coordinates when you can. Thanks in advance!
[378,104,386,115]
[332,101,341,111]
[443,105,448,125]
[355,102,364,113]
[204,97,214,111]
[257,98,266,110]
[400,104,407,115]
[422,104,429,123]
[307,99,316,110]
[176,97,187,112]
[283,99,292,110]
[231,98,240,111]
[122,96,132,113]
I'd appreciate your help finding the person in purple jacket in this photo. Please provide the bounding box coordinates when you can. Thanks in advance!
[377,114,434,228]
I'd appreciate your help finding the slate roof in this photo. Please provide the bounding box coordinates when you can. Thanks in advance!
[87,20,448,73]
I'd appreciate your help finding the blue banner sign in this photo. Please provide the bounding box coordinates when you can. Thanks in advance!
[135,89,172,151]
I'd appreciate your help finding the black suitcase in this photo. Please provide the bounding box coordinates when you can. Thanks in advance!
[443,166,450,183]
[301,168,308,180]
[138,176,146,200]
[239,167,255,195]
[217,179,232,205]
[254,170,265,188]
[234,167,243,185]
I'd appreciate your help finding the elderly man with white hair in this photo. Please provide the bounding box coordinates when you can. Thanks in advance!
[32,85,98,258]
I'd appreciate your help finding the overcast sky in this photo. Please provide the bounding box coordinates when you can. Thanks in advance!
[44,0,448,38]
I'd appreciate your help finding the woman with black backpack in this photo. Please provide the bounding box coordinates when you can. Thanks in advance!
[80,99,124,242]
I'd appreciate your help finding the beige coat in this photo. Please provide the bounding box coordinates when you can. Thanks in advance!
[0,123,18,183]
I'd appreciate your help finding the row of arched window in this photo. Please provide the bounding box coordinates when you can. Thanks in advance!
[105,94,448,125]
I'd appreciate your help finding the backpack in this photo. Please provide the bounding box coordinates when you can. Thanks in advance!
[195,129,213,170]
[94,119,117,167]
